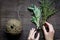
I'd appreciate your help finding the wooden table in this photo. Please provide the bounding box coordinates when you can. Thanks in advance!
[0,0,60,40]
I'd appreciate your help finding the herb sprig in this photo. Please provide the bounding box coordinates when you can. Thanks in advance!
[28,0,55,29]
[28,4,42,29]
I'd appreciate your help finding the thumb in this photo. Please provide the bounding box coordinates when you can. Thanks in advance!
[43,26,47,34]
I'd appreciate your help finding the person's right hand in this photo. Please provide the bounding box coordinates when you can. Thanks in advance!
[43,22,55,40]
[28,28,40,40]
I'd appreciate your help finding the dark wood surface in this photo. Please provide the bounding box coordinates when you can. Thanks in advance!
[0,0,60,40]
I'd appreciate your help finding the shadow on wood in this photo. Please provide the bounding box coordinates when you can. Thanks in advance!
[4,31,23,40]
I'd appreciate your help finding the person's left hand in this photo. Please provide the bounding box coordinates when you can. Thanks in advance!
[28,28,40,40]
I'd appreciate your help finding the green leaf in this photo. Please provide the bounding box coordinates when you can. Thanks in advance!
[28,4,42,29]
[28,0,56,29]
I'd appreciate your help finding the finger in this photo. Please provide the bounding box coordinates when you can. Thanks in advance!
[32,31,36,38]
[29,28,36,38]
[29,28,33,33]
[30,28,35,34]
[31,28,35,31]
[32,28,35,32]
[35,33,40,40]
[29,28,35,37]
[45,22,54,32]
[43,26,47,34]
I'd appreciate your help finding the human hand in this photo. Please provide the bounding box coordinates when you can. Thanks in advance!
[28,28,40,40]
[43,22,55,40]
